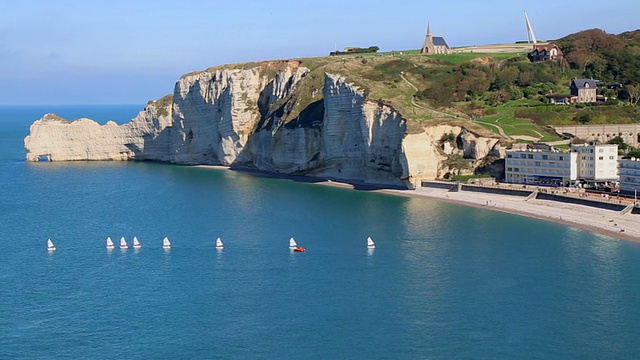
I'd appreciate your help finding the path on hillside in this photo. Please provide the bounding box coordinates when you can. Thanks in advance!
[397,72,566,145]
[399,73,463,119]
[400,73,419,92]
[473,119,512,139]
[531,129,544,138]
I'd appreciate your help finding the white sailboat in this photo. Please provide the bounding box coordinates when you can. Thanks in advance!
[367,236,376,249]
[215,237,224,249]
[133,236,142,249]
[290,237,305,252]
[47,239,56,251]
[162,237,171,249]
[106,237,115,249]
[120,237,128,249]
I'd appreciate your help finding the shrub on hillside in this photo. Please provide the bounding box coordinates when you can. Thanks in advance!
[574,112,593,124]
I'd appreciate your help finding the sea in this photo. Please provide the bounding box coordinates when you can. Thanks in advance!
[1,105,640,359]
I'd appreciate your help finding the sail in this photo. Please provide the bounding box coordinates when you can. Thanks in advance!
[162,237,171,249]
[133,236,141,248]
[367,236,376,248]
[216,237,224,248]
[106,237,115,249]
[47,239,56,251]
[289,237,297,248]
[120,237,128,249]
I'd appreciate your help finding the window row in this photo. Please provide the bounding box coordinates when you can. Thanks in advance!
[507,154,565,161]
[506,161,570,168]
[507,168,569,175]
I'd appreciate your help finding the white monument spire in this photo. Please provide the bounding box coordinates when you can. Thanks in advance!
[524,11,538,45]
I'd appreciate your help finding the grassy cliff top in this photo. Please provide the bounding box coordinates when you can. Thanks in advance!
[181,52,522,136]
[178,33,640,142]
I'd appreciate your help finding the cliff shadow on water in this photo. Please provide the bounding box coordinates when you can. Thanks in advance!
[227,164,406,190]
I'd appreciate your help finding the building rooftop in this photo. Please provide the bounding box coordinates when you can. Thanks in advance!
[571,142,617,147]
[571,78,598,89]
[532,43,563,55]
[507,147,569,154]
[529,143,553,151]
[432,37,450,48]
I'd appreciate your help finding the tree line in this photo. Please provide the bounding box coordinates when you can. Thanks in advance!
[330,46,380,56]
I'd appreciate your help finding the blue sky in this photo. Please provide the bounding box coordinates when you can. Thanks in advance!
[1,0,638,105]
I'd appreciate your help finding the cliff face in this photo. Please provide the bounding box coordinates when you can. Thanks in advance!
[242,73,408,186]
[169,66,308,165]
[24,61,502,188]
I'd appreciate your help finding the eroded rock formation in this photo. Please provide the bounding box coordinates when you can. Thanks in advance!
[24,96,173,162]
[24,61,503,188]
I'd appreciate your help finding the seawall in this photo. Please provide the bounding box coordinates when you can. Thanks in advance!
[422,181,638,214]
[536,192,627,212]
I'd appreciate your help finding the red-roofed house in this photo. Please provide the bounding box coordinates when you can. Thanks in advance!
[528,43,563,62]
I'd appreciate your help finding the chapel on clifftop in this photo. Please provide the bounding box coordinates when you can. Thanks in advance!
[420,23,451,54]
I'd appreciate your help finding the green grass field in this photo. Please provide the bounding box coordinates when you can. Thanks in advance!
[429,52,521,64]
[475,106,563,142]
[502,99,544,107]
[196,51,633,143]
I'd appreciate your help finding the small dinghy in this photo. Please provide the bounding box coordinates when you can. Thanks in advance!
[215,237,224,249]
[162,237,171,249]
[367,236,376,249]
[106,237,115,249]
[290,237,305,252]
[120,237,128,249]
[47,239,56,251]
[133,236,142,249]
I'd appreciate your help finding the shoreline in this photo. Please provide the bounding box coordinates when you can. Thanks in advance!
[377,187,640,243]
[194,165,640,243]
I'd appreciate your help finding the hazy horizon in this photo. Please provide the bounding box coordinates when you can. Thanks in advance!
[1,0,638,105]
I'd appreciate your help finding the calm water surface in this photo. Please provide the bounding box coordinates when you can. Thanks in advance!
[1,106,640,359]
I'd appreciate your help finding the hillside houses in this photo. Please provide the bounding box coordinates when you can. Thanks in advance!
[528,43,563,62]
[547,78,603,104]
[571,78,598,103]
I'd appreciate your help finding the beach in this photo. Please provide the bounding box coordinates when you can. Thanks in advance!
[291,181,640,243]
[194,165,640,242]
[380,186,640,243]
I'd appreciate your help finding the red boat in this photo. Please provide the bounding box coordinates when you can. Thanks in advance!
[293,247,305,252]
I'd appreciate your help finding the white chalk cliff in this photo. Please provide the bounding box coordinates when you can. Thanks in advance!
[25,96,173,162]
[24,61,503,188]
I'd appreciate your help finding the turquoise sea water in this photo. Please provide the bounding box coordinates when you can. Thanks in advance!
[2,105,640,359]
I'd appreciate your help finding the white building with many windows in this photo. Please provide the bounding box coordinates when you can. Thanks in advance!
[618,158,640,196]
[504,143,619,187]
[505,147,577,186]
[570,143,618,181]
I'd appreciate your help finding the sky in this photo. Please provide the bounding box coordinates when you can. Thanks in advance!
[1,0,638,105]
